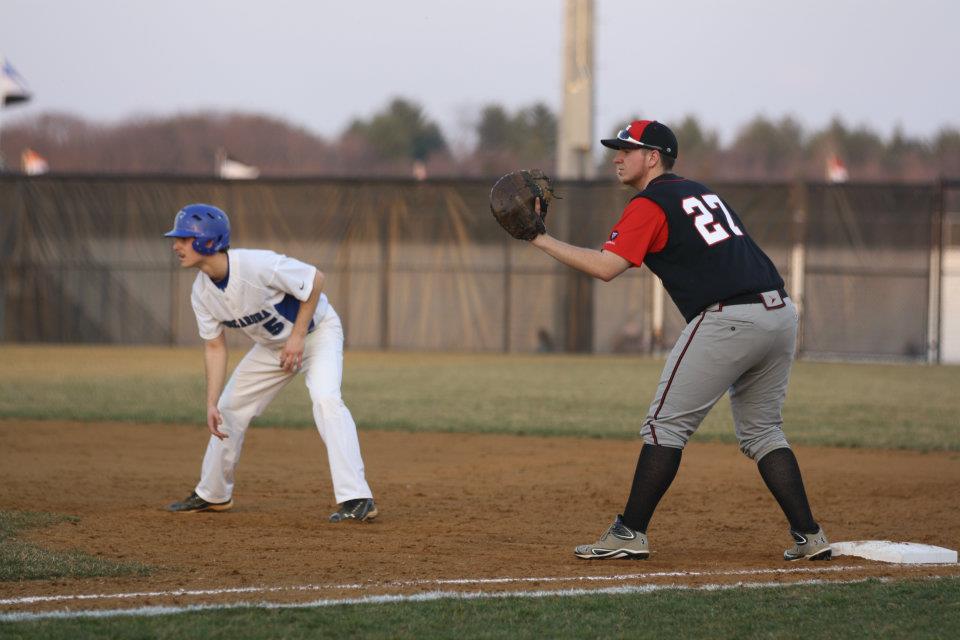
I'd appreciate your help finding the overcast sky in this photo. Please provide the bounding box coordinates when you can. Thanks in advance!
[1,0,956,149]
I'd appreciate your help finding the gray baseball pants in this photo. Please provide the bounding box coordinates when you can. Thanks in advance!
[640,295,798,460]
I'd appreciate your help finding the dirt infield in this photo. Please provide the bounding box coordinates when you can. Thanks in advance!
[1,419,959,614]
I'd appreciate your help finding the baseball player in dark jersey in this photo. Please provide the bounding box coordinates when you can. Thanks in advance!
[531,120,830,561]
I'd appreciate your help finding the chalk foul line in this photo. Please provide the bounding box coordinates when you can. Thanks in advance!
[3,562,948,607]
[1,575,934,622]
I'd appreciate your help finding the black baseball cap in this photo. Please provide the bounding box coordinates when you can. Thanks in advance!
[601,120,678,158]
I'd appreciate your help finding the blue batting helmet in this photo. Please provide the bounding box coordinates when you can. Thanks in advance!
[164,204,231,256]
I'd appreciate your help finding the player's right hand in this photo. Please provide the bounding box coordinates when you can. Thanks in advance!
[207,406,228,440]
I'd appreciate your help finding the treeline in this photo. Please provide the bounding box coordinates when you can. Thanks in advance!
[3,96,959,180]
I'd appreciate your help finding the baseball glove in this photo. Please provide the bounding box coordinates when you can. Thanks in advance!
[489,169,559,241]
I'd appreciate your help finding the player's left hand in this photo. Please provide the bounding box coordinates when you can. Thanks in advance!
[489,169,558,241]
[280,335,305,372]
[207,405,228,440]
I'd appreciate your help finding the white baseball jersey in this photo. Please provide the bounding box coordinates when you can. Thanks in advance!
[187,248,373,506]
[190,249,330,346]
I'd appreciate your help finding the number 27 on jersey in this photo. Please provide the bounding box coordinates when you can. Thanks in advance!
[682,194,744,246]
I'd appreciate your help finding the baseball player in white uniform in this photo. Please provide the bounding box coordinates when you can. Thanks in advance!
[164,203,377,522]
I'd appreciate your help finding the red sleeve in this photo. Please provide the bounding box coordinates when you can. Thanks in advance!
[602,197,669,266]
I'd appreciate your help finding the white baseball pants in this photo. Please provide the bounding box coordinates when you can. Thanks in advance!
[194,307,372,505]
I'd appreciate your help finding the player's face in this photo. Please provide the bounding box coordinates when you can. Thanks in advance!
[614,148,655,188]
[172,237,202,268]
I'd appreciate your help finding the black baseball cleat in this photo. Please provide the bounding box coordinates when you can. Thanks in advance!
[329,498,378,523]
[167,491,233,513]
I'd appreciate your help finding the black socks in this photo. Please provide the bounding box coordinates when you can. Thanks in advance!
[757,447,818,533]
[621,444,683,533]
[621,444,819,535]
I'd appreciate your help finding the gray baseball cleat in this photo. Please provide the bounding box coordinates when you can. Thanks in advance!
[574,515,649,559]
[167,491,233,513]
[329,498,378,523]
[784,527,832,561]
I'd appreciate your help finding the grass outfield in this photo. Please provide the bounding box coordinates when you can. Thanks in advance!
[0,345,957,450]
[3,577,959,639]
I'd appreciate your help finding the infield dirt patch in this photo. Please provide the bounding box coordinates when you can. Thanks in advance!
[1,420,959,613]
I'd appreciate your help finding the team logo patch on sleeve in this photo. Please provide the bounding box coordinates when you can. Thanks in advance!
[609,231,619,241]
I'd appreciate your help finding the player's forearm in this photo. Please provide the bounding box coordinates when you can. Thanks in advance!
[203,335,228,407]
[531,233,620,281]
[290,270,325,338]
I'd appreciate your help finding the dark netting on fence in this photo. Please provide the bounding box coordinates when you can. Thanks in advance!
[801,184,936,359]
[0,176,945,360]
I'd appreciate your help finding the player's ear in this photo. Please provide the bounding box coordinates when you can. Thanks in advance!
[650,149,662,168]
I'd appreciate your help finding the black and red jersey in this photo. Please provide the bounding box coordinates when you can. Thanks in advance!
[603,173,784,322]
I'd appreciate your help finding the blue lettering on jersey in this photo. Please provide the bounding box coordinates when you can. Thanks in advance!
[222,309,273,329]
[263,317,285,336]
[217,295,315,336]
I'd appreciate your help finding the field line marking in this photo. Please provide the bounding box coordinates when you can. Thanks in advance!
[0,563,918,606]
[0,576,903,622]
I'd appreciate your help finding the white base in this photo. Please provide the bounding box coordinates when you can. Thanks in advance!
[831,540,958,564]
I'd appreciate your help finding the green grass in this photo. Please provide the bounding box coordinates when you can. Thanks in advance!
[0,346,958,450]
[0,511,149,582]
[3,577,959,639]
